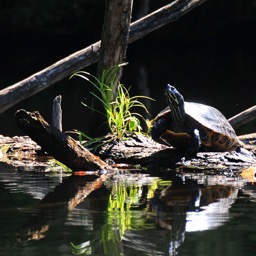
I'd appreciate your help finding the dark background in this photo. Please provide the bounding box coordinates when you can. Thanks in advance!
[0,0,256,136]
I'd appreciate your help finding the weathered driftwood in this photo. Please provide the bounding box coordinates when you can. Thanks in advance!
[52,95,62,131]
[98,133,182,167]
[0,135,44,169]
[228,105,256,131]
[98,133,256,171]
[12,108,256,172]
[0,0,207,114]
[0,134,40,152]
[238,133,256,152]
[14,109,112,172]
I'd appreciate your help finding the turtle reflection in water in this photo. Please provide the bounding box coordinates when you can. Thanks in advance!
[151,84,240,156]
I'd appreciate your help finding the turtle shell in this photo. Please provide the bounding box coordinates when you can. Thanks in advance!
[151,102,240,152]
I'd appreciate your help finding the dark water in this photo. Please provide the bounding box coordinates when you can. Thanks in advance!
[1,162,256,256]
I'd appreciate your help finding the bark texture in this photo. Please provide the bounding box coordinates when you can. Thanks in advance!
[14,109,112,172]
[97,0,133,100]
[228,105,256,131]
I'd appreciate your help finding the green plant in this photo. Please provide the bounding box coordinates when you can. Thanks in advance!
[70,64,154,142]
[70,241,91,255]
[70,130,111,151]
[69,177,172,255]
[46,158,72,173]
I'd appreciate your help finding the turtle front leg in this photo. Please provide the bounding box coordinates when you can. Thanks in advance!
[185,129,201,158]
[151,118,170,145]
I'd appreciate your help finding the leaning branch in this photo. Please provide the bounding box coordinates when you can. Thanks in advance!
[0,0,207,113]
[14,109,112,172]
[228,105,256,131]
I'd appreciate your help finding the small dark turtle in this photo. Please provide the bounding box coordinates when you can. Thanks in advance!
[151,84,240,155]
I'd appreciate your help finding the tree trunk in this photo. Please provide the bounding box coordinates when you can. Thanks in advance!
[97,0,133,101]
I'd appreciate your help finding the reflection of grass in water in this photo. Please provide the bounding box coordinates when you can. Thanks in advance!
[71,178,172,255]
[107,184,141,235]
[101,178,171,255]
[71,241,91,255]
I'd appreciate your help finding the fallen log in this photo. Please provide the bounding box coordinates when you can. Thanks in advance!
[0,0,207,113]
[98,133,182,168]
[98,133,256,171]
[228,105,256,131]
[14,109,112,172]
[13,106,256,172]
[238,133,256,152]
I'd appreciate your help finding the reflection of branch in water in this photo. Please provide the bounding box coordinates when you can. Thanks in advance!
[39,174,108,210]
[16,212,50,243]
[16,174,108,243]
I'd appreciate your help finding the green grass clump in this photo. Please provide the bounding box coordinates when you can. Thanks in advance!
[70,64,153,146]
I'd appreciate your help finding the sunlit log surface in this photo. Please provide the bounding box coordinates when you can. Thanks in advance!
[10,108,256,173]
[98,133,256,172]
[14,109,112,172]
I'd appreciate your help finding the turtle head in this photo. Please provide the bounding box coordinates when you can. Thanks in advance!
[165,84,185,129]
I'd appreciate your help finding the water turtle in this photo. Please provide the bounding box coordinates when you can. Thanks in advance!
[151,84,240,156]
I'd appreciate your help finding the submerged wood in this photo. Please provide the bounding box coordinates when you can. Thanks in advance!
[0,0,207,114]
[14,109,112,172]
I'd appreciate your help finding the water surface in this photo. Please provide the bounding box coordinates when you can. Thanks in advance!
[0,162,256,256]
